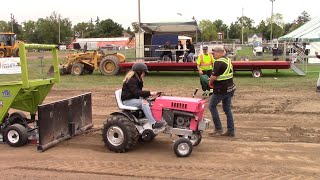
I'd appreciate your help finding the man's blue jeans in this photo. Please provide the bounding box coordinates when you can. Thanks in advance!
[209,91,235,132]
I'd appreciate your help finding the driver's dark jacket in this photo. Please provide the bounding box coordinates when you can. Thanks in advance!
[121,74,151,101]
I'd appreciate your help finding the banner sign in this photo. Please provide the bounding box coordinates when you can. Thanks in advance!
[0,57,21,74]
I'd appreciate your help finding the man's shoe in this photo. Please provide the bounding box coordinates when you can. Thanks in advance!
[152,122,165,129]
[202,90,208,96]
[208,129,223,136]
[221,131,235,137]
[209,89,213,96]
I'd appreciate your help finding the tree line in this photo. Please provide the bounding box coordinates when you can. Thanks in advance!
[0,11,311,45]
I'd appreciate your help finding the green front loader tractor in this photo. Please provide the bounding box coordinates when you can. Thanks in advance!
[0,42,60,147]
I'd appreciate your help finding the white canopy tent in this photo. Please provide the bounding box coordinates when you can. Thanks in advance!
[279,17,320,63]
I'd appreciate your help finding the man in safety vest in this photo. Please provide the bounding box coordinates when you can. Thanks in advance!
[197,46,214,96]
[208,46,236,137]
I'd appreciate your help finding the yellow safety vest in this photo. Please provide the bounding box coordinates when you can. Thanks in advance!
[216,57,233,81]
[197,54,214,71]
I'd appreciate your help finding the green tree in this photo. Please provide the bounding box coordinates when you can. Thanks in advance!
[0,21,10,32]
[234,16,255,42]
[213,19,228,39]
[288,11,311,32]
[266,13,284,27]
[256,20,268,39]
[235,16,254,29]
[22,20,36,42]
[95,19,124,37]
[228,22,241,40]
[73,22,91,38]
[31,12,72,44]
[131,22,139,33]
[126,27,134,37]
[199,19,217,41]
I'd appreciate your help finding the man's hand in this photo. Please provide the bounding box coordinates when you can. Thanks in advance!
[199,70,203,75]
[150,91,158,96]
[209,75,216,88]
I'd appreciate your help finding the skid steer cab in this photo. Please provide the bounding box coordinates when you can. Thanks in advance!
[0,43,93,151]
[102,88,210,157]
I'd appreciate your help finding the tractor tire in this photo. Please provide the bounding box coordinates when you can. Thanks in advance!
[71,63,84,76]
[8,111,28,126]
[252,69,262,78]
[140,129,155,142]
[84,67,94,74]
[99,56,120,75]
[190,132,202,146]
[4,124,29,147]
[102,115,139,153]
[0,48,6,58]
[173,137,193,157]
[14,48,19,57]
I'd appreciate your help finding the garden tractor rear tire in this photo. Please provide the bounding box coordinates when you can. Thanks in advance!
[71,63,84,76]
[0,48,6,58]
[4,124,29,147]
[173,137,193,157]
[99,56,120,75]
[102,115,139,153]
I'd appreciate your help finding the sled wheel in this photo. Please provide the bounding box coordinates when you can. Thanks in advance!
[173,137,193,157]
[102,115,139,153]
[4,124,29,147]
[252,69,262,78]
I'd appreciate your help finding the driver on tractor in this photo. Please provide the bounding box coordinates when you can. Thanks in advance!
[121,62,165,129]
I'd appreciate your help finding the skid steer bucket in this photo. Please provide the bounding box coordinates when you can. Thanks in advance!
[37,93,93,152]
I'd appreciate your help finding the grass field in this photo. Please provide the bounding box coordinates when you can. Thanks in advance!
[1,51,319,91]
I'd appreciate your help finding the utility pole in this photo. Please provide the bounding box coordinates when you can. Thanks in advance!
[138,0,141,58]
[241,8,244,44]
[10,13,14,33]
[192,16,198,43]
[58,16,61,44]
[270,0,275,42]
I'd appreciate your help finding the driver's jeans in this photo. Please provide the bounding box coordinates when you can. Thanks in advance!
[123,98,156,124]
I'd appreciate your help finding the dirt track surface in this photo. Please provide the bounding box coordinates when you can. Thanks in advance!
[1,87,320,179]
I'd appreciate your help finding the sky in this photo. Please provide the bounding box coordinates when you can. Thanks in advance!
[1,0,318,28]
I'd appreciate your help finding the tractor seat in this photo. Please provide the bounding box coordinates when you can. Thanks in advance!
[115,89,139,111]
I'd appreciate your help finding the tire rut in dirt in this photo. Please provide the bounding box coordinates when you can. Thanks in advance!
[12,160,319,179]
[102,115,139,153]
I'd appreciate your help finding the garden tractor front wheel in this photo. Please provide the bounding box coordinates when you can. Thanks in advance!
[173,137,193,157]
[4,124,29,147]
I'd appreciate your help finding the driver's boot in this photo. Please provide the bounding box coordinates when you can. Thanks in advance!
[152,122,165,129]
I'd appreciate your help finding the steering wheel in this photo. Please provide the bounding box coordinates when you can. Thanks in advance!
[156,92,162,97]
[146,92,162,102]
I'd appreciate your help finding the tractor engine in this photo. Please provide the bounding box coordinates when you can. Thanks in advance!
[151,96,206,131]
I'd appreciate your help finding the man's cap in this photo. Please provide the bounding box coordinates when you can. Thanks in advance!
[202,46,208,50]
